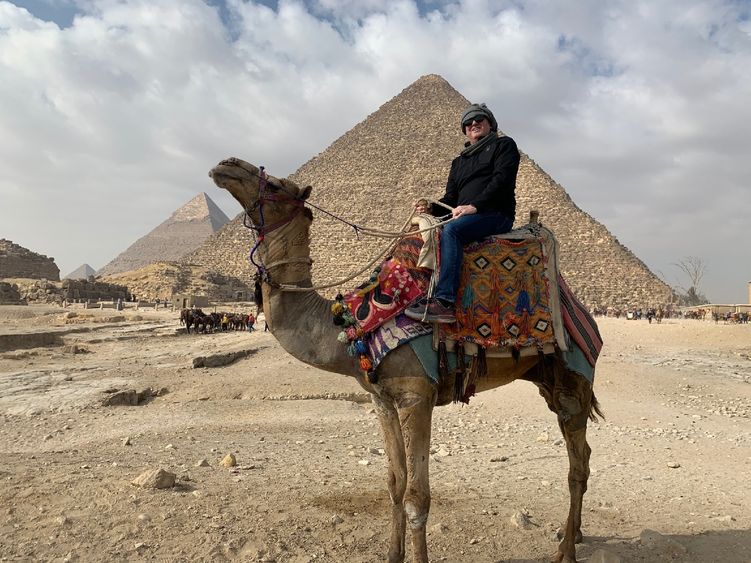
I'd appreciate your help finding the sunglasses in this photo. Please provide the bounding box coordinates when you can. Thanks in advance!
[462,115,487,128]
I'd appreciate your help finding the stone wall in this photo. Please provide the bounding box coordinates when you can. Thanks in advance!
[0,239,59,281]
[60,279,130,301]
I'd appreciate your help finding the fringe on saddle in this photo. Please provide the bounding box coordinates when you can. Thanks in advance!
[437,341,490,404]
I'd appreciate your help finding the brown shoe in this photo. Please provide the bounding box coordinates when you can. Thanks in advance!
[405,298,456,324]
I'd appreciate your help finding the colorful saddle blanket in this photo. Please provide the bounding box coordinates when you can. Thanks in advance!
[335,224,602,380]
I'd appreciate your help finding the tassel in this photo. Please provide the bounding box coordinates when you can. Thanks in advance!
[359,356,372,371]
[454,343,466,404]
[477,347,487,379]
[354,340,368,355]
[438,339,448,383]
[511,346,520,363]
[464,354,479,403]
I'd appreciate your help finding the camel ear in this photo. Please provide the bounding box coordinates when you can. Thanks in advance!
[300,185,313,200]
[279,178,300,192]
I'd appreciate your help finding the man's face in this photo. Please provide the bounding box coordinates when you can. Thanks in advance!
[464,115,491,144]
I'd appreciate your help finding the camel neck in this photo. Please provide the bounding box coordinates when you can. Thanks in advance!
[258,216,361,378]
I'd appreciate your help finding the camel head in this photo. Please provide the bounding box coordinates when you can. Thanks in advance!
[209,157,312,230]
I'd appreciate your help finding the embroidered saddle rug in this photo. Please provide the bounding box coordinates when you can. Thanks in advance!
[335,224,602,383]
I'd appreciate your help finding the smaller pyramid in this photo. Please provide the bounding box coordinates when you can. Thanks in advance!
[98,193,230,277]
[0,239,60,281]
[64,264,96,280]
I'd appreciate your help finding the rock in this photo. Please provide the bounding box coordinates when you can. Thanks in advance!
[192,349,254,368]
[589,548,623,563]
[667,462,681,469]
[63,344,88,354]
[165,444,175,450]
[122,436,132,446]
[102,390,138,406]
[137,513,151,523]
[510,511,532,529]
[196,459,210,467]
[490,456,508,462]
[429,522,449,534]
[330,514,344,525]
[220,454,237,467]
[536,432,550,443]
[358,459,371,466]
[131,468,176,489]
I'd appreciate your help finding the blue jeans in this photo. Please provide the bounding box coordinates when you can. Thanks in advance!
[434,212,513,303]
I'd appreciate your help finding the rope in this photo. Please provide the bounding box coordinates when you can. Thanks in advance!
[241,172,457,292]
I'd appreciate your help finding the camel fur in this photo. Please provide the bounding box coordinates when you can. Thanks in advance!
[209,157,602,563]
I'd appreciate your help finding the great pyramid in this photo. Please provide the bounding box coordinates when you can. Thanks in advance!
[189,74,672,308]
[98,192,230,276]
[64,263,96,280]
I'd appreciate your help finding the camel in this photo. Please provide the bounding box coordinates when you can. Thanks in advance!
[209,157,602,563]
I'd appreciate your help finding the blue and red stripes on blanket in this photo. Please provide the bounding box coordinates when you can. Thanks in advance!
[557,274,603,368]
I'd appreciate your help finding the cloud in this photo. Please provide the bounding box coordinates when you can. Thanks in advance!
[1,0,749,301]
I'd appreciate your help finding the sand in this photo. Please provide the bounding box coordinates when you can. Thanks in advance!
[0,304,749,562]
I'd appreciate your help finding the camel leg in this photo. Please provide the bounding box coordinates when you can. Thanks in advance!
[372,394,408,563]
[554,379,593,563]
[394,381,435,563]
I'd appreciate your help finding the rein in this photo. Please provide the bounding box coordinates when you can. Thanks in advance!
[243,167,454,292]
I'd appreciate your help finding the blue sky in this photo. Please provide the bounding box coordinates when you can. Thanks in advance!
[2,0,750,302]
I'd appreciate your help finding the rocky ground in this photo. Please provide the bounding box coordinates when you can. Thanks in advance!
[0,305,749,562]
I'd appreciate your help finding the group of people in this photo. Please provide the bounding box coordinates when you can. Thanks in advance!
[180,308,263,334]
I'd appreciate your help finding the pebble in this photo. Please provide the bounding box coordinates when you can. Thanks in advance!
[123,436,131,446]
[330,514,344,525]
[165,444,175,450]
[358,459,371,466]
[137,513,151,523]
[490,456,508,462]
[536,432,550,443]
[196,459,210,467]
[666,462,681,468]
[510,511,532,529]
[220,454,237,468]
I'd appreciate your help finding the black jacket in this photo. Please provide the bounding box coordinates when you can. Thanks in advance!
[432,135,519,220]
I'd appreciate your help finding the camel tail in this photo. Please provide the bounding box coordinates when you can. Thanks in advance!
[588,392,604,422]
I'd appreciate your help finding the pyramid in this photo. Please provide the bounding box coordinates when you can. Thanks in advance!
[190,75,672,308]
[0,238,60,281]
[98,192,230,276]
[64,263,96,280]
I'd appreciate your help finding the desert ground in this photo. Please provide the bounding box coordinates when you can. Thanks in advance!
[0,304,749,562]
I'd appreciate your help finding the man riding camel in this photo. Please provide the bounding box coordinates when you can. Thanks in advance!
[406,102,520,323]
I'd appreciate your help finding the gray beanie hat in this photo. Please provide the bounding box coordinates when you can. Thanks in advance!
[460,103,498,133]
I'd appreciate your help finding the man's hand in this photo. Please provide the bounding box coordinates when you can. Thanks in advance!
[452,204,477,218]
[413,198,429,214]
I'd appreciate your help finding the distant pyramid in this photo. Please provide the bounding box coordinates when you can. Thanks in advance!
[64,263,96,280]
[98,193,229,277]
[190,75,672,308]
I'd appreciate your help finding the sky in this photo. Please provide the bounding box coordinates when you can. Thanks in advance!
[1,0,750,303]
